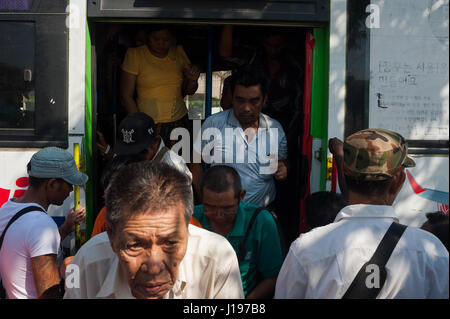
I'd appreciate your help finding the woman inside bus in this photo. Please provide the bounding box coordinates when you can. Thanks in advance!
[119,24,200,146]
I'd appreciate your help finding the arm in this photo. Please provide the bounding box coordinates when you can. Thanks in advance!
[190,162,204,202]
[274,255,306,298]
[328,137,348,201]
[274,159,288,181]
[31,254,61,299]
[219,25,233,58]
[120,70,139,113]
[59,207,85,241]
[97,131,115,161]
[246,276,278,299]
[182,65,200,96]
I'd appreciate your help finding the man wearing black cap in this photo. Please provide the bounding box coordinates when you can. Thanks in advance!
[109,112,192,181]
[0,147,88,299]
[275,129,449,299]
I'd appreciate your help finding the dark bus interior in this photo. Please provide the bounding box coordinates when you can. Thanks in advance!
[93,22,310,244]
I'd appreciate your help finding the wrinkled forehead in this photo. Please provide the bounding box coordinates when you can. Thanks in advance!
[233,84,264,98]
[117,203,189,230]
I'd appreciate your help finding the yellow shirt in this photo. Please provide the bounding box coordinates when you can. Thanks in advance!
[121,45,190,123]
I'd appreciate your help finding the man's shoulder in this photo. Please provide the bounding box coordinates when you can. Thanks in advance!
[402,226,449,257]
[261,113,285,132]
[202,110,231,128]
[186,224,236,260]
[0,200,50,228]
[240,202,275,225]
[74,232,116,265]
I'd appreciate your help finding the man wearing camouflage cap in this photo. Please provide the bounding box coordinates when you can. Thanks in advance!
[275,129,449,299]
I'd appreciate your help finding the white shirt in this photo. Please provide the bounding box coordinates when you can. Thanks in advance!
[274,204,449,299]
[157,140,192,182]
[64,225,244,299]
[0,200,60,299]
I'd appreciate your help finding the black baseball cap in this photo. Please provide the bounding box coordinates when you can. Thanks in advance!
[114,112,157,156]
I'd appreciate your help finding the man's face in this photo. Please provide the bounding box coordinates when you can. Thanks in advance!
[48,179,73,206]
[202,187,240,226]
[263,34,285,59]
[232,84,266,127]
[108,202,189,299]
[147,29,172,57]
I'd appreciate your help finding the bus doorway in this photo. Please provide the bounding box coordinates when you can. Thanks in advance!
[91,22,314,245]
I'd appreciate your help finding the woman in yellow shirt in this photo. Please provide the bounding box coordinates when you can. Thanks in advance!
[120,25,200,146]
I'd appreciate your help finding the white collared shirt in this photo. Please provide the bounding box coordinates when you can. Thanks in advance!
[156,140,192,183]
[274,204,449,299]
[64,225,244,299]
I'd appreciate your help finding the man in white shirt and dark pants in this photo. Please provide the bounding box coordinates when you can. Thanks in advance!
[275,128,449,299]
[0,147,88,299]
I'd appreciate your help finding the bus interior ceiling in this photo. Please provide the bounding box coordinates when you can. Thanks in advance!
[93,22,309,243]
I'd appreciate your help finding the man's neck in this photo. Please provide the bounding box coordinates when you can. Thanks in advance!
[240,119,259,142]
[209,220,235,237]
[13,189,49,210]
[347,191,392,206]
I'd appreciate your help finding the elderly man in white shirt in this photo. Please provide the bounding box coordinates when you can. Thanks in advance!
[275,129,449,299]
[64,162,243,299]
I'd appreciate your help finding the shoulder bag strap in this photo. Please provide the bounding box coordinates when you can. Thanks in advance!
[0,206,46,251]
[237,207,264,262]
[342,222,408,299]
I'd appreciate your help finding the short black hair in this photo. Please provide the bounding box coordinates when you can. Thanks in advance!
[424,211,449,252]
[305,191,347,230]
[201,165,242,200]
[146,24,172,35]
[100,153,146,191]
[230,64,269,97]
[26,162,47,188]
[344,175,393,197]
[105,162,193,230]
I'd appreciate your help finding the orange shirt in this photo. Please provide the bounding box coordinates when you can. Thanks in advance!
[90,206,202,239]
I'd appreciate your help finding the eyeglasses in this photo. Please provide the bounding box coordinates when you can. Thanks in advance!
[203,204,238,217]
[204,210,237,217]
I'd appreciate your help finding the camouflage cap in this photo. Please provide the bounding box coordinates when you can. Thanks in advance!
[343,128,415,181]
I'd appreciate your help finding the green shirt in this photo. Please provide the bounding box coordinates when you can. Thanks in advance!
[193,202,284,296]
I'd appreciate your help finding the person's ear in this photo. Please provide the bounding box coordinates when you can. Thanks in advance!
[239,189,246,202]
[262,94,268,106]
[388,169,406,200]
[46,178,59,191]
[106,222,118,254]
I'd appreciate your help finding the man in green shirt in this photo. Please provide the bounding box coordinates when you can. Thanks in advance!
[193,165,284,298]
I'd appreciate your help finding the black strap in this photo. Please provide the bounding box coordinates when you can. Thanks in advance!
[342,222,407,299]
[237,207,264,262]
[0,206,46,250]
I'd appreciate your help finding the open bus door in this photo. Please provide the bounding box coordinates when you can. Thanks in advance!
[87,0,330,242]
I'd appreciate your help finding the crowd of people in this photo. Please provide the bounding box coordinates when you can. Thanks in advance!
[0,24,448,299]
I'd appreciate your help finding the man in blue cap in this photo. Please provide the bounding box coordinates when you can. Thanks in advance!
[0,147,88,299]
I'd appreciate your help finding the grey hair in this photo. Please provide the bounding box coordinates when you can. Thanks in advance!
[105,161,193,230]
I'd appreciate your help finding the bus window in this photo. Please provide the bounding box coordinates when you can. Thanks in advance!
[0,1,68,148]
[0,22,35,129]
[187,70,231,120]
[0,0,35,11]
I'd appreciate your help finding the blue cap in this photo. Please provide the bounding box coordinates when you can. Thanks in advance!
[28,147,88,185]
